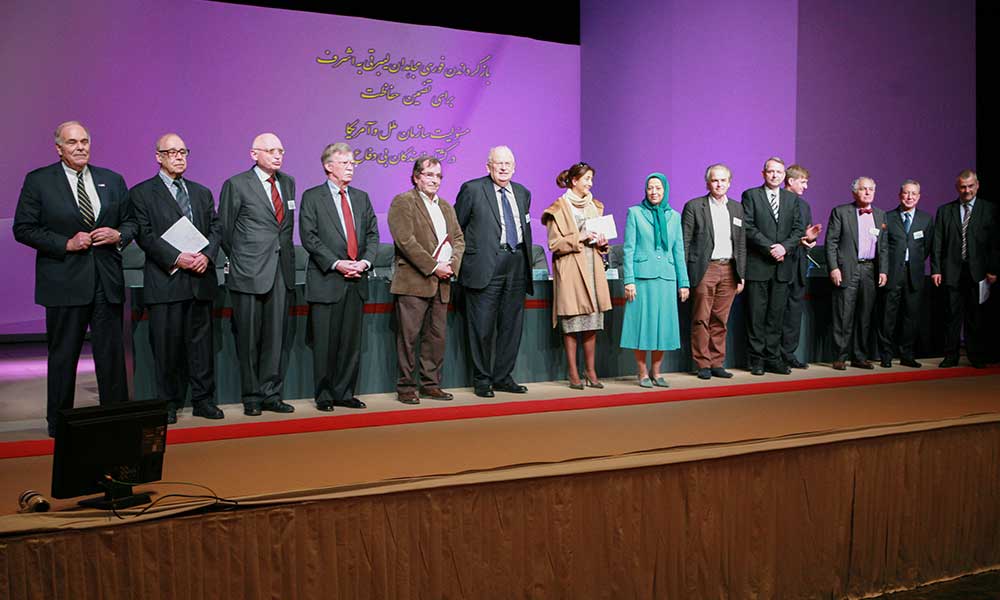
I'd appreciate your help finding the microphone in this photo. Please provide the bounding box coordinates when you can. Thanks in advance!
[18,490,50,513]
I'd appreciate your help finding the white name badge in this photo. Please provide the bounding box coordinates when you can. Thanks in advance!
[733,217,743,227]
[870,227,881,236]
[913,230,924,239]
[524,214,530,223]
[286,200,296,210]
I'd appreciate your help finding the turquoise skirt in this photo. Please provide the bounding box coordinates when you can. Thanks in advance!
[620,278,680,351]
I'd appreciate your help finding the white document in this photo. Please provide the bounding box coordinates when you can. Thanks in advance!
[980,279,991,304]
[584,214,618,240]
[162,216,209,253]
[433,237,453,264]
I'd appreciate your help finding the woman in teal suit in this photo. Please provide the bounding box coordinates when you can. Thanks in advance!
[620,172,690,387]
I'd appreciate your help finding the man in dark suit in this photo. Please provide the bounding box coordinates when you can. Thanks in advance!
[682,164,746,380]
[780,165,823,369]
[825,177,889,370]
[931,170,998,368]
[387,157,465,404]
[455,145,534,397]
[300,142,379,411]
[741,157,804,375]
[13,121,136,437]
[130,133,224,423]
[876,180,933,368]
[219,133,296,416]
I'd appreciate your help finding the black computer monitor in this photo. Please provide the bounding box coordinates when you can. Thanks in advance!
[51,399,168,509]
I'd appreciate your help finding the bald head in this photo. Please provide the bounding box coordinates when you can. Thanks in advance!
[155,133,188,178]
[251,133,284,175]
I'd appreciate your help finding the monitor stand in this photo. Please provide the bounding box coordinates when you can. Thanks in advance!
[78,480,152,510]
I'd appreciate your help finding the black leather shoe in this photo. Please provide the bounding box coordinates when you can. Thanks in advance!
[244,404,262,416]
[316,401,334,412]
[880,358,893,368]
[397,392,420,405]
[970,360,987,369]
[850,360,874,370]
[166,406,178,424]
[697,368,712,380]
[900,358,921,368]
[750,364,765,376]
[766,363,792,375]
[474,386,495,398]
[420,388,454,401]
[787,357,809,369]
[494,381,528,393]
[711,367,734,378]
[939,357,959,368]
[262,401,295,413]
[334,397,367,409]
[193,404,224,419]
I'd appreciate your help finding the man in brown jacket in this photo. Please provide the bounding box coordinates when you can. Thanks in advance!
[387,157,466,404]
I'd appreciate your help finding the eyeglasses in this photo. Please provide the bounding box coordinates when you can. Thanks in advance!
[157,148,190,158]
[419,172,443,180]
[489,161,513,169]
[253,148,285,156]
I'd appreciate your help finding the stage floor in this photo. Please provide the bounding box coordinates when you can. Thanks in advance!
[1,349,999,530]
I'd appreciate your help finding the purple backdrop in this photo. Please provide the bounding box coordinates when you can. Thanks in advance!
[1,0,580,334]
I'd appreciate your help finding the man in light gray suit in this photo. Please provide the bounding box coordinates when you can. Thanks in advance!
[219,132,297,416]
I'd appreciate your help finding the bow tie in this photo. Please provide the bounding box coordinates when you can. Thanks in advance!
[857,207,873,215]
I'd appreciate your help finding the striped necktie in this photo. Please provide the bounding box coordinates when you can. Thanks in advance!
[76,171,95,229]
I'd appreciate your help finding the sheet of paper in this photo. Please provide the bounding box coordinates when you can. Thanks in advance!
[980,279,991,304]
[433,238,453,264]
[584,214,618,240]
[162,216,209,254]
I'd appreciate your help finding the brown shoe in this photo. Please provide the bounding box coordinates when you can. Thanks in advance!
[832,361,847,371]
[419,387,454,401]
[397,391,420,405]
[850,360,874,370]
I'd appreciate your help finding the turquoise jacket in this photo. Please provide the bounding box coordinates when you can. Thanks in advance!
[622,204,689,287]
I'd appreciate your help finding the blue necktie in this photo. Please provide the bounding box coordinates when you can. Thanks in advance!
[500,187,518,247]
[903,211,911,233]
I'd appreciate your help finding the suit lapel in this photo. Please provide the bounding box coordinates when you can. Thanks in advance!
[846,206,860,255]
[52,165,84,226]
[700,197,715,243]
[484,178,501,226]
[155,176,185,222]
[321,184,348,245]
[246,168,275,216]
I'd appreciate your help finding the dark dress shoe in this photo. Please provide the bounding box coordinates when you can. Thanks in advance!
[397,392,420,405]
[787,357,808,369]
[244,404,262,416]
[420,388,454,401]
[494,381,527,393]
[750,364,765,376]
[880,358,893,368]
[263,401,295,413]
[766,363,792,375]
[711,367,734,378]
[850,360,874,370]
[334,397,367,409]
[939,357,959,368]
[900,358,921,368]
[166,406,178,424]
[193,404,224,419]
[474,386,495,398]
[697,368,712,380]
[316,401,335,412]
[832,361,847,371]
[970,360,987,369]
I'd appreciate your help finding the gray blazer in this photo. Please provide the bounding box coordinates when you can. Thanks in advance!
[218,168,296,294]
[681,194,747,288]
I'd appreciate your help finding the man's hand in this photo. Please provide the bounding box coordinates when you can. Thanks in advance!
[830,268,843,287]
[434,262,454,279]
[878,273,887,287]
[803,223,822,244]
[336,260,365,279]
[90,227,121,246]
[66,231,92,252]
[988,273,997,285]
[679,287,689,302]
[736,281,745,294]
[931,274,942,287]
[769,243,786,261]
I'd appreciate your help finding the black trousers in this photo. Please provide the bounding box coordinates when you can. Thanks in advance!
[45,279,127,435]
[781,275,807,362]
[943,263,989,363]
[464,249,527,388]
[230,268,291,407]
[147,298,215,409]
[309,282,365,403]
[745,278,789,366]
[877,271,922,361]
[831,262,876,362]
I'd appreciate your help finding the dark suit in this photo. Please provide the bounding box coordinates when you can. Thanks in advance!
[876,207,933,362]
[741,185,804,367]
[300,181,379,403]
[455,175,534,389]
[825,203,889,362]
[780,196,813,363]
[682,195,746,369]
[218,167,296,408]
[931,198,999,363]
[13,161,136,434]
[131,173,221,410]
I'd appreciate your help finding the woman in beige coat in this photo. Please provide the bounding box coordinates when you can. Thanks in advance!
[541,162,612,389]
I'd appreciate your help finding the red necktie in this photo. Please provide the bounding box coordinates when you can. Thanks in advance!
[858,207,872,215]
[340,189,358,260]
[268,175,284,224]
